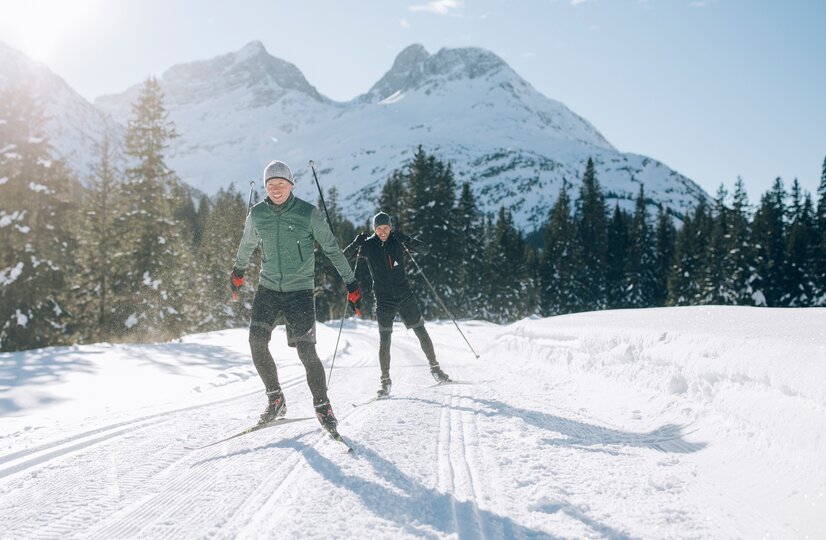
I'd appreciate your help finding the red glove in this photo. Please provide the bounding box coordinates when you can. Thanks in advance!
[346,281,362,317]
[230,268,244,301]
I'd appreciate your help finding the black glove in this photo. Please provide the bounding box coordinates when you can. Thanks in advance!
[354,231,370,247]
[230,267,245,300]
[346,280,362,317]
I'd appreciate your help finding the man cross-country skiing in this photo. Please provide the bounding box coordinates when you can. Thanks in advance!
[344,211,450,397]
[230,160,362,435]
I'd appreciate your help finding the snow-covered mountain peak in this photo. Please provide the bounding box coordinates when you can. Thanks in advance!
[427,45,510,81]
[363,44,510,103]
[96,41,327,121]
[235,39,268,62]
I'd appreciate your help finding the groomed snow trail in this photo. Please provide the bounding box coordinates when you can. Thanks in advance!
[1,307,823,538]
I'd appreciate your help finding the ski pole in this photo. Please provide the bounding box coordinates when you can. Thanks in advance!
[309,160,335,233]
[233,180,257,303]
[403,245,480,359]
[328,245,362,386]
[309,159,357,316]
[308,161,363,385]
[247,180,255,213]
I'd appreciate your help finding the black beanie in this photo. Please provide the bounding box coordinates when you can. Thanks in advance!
[372,212,391,229]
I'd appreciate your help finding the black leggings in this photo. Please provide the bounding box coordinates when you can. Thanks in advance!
[249,331,328,405]
[379,325,437,378]
[248,287,328,405]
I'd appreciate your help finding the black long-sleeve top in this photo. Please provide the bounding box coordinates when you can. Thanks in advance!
[343,231,429,302]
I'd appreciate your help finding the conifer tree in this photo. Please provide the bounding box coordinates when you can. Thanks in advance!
[784,180,817,306]
[668,201,710,305]
[378,170,408,233]
[814,157,826,305]
[401,146,458,317]
[606,204,631,309]
[575,158,609,311]
[113,77,192,341]
[454,182,486,318]
[625,185,657,307]
[192,186,253,331]
[725,178,757,304]
[653,205,676,306]
[540,182,582,315]
[71,129,122,342]
[750,178,788,306]
[485,207,526,322]
[0,83,77,351]
[700,185,735,304]
[171,184,198,246]
[193,194,210,248]
[524,244,541,316]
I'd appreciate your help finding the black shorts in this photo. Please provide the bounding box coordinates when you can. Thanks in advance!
[250,287,316,346]
[376,294,425,333]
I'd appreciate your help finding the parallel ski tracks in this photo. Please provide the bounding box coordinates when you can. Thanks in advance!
[436,383,492,540]
[0,371,317,538]
[0,372,309,481]
[85,422,337,539]
[2,348,375,539]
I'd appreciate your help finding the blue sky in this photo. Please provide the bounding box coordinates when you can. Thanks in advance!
[1,0,824,199]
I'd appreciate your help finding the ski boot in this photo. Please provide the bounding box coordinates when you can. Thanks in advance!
[314,401,339,435]
[430,365,451,383]
[377,376,392,398]
[257,388,287,425]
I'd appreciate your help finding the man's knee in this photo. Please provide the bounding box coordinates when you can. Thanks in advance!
[296,341,320,362]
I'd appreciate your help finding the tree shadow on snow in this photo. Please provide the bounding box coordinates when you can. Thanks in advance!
[467,397,706,454]
[273,437,574,539]
[392,395,705,455]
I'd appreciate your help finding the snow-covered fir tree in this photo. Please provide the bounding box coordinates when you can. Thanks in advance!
[453,182,486,319]
[70,128,123,343]
[724,178,758,305]
[784,179,818,306]
[540,181,583,315]
[485,207,527,322]
[606,203,631,309]
[575,158,609,311]
[624,185,658,308]
[750,178,788,306]
[0,83,77,351]
[113,77,192,341]
[700,185,737,304]
[813,158,826,305]
[653,205,677,306]
[668,201,711,305]
[400,147,458,318]
[377,170,408,234]
[191,186,253,331]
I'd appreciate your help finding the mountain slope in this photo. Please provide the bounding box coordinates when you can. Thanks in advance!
[0,41,115,179]
[95,42,707,228]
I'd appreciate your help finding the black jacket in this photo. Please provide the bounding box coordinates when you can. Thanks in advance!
[344,231,428,302]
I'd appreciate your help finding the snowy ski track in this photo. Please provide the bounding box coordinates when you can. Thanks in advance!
[1,307,824,539]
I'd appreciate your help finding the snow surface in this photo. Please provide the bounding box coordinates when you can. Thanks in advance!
[1,306,824,538]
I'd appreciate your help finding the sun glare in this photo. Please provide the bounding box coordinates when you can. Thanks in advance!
[0,0,100,61]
